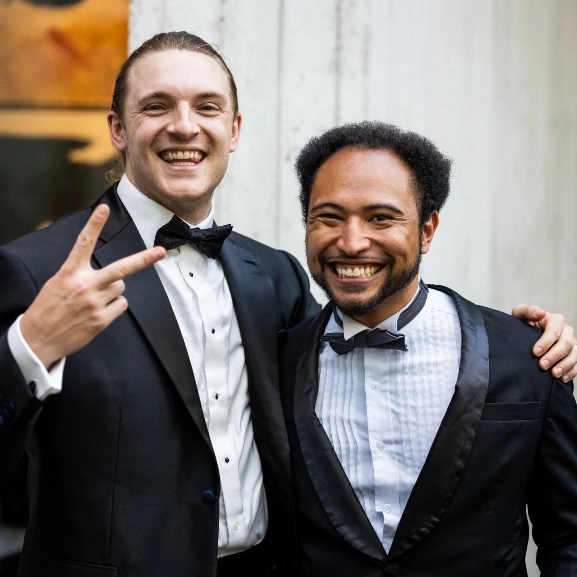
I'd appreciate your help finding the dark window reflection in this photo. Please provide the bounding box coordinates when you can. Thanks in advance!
[0,136,114,245]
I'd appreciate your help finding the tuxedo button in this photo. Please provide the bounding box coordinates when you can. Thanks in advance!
[384,564,399,575]
[201,490,215,503]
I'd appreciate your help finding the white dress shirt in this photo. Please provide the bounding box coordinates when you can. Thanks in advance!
[8,175,267,556]
[316,284,461,551]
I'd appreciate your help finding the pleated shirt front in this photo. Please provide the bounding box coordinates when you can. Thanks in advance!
[316,286,461,551]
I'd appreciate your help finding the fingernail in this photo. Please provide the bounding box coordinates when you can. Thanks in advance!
[552,367,562,377]
[541,359,550,369]
[562,374,570,383]
[534,346,543,355]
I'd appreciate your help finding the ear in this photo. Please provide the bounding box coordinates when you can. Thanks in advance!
[107,111,127,152]
[420,211,439,255]
[229,113,242,153]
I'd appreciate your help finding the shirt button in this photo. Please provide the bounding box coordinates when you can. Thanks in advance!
[189,272,194,277]
[224,457,229,463]
[371,381,380,391]
[376,441,385,451]
[211,328,215,334]
[233,521,239,531]
[383,503,392,513]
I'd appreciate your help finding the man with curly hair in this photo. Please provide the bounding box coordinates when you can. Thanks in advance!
[281,121,577,576]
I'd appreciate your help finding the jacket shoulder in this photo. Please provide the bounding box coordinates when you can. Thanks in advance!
[230,231,294,263]
[430,284,543,358]
[229,232,313,292]
[0,208,91,273]
[478,304,544,357]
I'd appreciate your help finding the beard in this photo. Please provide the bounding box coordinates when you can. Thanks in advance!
[312,252,421,319]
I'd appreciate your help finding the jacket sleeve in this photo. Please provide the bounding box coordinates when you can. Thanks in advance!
[528,379,577,575]
[0,248,44,478]
[281,250,321,328]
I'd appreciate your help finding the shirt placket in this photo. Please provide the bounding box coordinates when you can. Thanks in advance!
[179,250,246,548]
[364,348,401,550]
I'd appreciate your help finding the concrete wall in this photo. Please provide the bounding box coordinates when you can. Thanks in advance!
[129,2,577,572]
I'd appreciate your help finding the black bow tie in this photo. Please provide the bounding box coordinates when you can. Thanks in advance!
[154,215,232,259]
[321,328,408,354]
[321,280,429,355]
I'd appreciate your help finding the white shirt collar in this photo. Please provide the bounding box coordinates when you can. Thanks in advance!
[116,174,215,249]
[337,277,429,340]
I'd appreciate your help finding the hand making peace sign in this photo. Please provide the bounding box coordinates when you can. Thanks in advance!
[20,205,166,369]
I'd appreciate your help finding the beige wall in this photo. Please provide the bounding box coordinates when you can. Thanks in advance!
[128,2,577,570]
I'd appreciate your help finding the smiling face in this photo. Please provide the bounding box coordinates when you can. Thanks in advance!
[305,146,439,327]
[107,49,241,223]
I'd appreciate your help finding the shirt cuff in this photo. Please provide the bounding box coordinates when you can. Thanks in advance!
[7,315,65,401]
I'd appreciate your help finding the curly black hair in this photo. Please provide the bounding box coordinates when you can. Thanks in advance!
[295,121,452,226]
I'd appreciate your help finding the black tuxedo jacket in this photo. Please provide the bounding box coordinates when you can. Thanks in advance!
[0,184,319,577]
[280,286,577,577]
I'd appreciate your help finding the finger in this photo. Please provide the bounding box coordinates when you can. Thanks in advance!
[561,345,577,382]
[100,279,126,305]
[65,205,111,268]
[96,246,166,287]
[538,321,573,369]
[533,312,566,357]
[105,294,129,320]
[95,295,129,330]
[549,339,577,382]
[511,303,545,324]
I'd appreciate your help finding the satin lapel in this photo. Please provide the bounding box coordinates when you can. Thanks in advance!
[91,187,211,448]
[388,285,489,559]
[294,304,387,562]
[219,236,290,477]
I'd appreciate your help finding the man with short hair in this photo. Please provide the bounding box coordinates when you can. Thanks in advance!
[0,33,575,577]
[281,121,577,576]
[0,32,318,577]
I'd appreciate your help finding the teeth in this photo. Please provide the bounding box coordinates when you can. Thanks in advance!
[162,150,204,162]
[335,265,381,278]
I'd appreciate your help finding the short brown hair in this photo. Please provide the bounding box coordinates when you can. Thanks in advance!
[111,31,238,120]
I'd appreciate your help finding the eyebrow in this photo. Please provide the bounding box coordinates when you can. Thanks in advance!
[137,91,171,105]
[137,90,227,105]
[309,201,404,214]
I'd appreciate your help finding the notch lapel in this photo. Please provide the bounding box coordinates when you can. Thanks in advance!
[293,304,387,563]
[90,187,212,449]
[388,286,490,559]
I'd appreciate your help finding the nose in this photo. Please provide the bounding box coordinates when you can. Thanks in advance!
[168,104,199,140]
[336,219,371,255]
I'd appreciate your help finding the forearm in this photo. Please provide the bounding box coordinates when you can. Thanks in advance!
[0,332,43,478]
